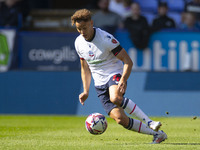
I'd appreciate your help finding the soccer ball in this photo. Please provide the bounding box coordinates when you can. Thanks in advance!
[85,113,107,135]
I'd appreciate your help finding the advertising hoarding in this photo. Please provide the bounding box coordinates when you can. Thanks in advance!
[19,32,80,71]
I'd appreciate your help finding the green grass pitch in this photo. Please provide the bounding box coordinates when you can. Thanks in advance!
[0,115,200,150]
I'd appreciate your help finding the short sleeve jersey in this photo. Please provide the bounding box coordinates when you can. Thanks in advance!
[75,28,123,86]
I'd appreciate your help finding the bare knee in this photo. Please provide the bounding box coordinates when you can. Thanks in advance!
[109,85,123,106]
[110,95,123,106]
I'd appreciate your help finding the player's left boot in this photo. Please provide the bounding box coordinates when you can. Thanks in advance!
[148,121,162,131]
[151,130,167,144]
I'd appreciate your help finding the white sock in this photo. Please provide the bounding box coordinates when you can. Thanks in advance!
[121,97,152,124]
[126,118,157,135]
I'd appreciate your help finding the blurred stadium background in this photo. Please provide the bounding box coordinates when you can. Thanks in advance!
[0,0,200,117]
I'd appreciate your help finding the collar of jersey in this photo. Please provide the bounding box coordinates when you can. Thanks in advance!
[86,28,96,42]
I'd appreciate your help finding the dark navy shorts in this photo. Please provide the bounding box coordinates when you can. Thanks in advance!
[95,74,122,115]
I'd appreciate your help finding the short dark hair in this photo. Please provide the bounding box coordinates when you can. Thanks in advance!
[71,9,92,25]
[158,2,168,8]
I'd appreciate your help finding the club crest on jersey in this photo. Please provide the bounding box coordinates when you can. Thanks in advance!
[112,39,118,44]
[89,51,94,57]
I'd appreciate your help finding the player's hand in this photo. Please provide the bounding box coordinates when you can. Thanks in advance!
[117,81,127,95]
[79,92,89,105]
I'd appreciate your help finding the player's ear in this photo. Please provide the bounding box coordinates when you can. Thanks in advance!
[91,20,94,26]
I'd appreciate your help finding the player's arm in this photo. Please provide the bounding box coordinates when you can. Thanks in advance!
[116,48,133,94]
[79,59,91,105]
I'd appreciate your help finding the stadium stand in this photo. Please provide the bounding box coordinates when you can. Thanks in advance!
[27,9,96,32]
[23,0,189,31]
[134,0,158,13]
[168,11,182,26]
[166,0,185,12]
[27,9,76,32]
[142,12,156,25]
[132,0,186,27]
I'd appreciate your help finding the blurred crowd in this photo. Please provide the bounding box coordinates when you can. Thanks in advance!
[91,0,200,49]
[0,0,29,27]
[0,0,200,50]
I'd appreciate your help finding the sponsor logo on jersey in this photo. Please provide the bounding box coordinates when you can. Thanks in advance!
[89,51,94,57]
[112,39,118,44]
[88,59,106,64]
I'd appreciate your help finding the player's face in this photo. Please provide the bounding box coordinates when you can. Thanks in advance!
[76,20,94,41]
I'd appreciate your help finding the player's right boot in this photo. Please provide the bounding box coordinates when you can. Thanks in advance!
[151,130,167,144]
[148,121,162,131]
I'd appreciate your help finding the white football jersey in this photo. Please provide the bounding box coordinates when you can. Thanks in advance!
[75,28,123,86]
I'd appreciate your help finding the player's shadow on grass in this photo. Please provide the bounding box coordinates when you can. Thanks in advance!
[164,143,200,145]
